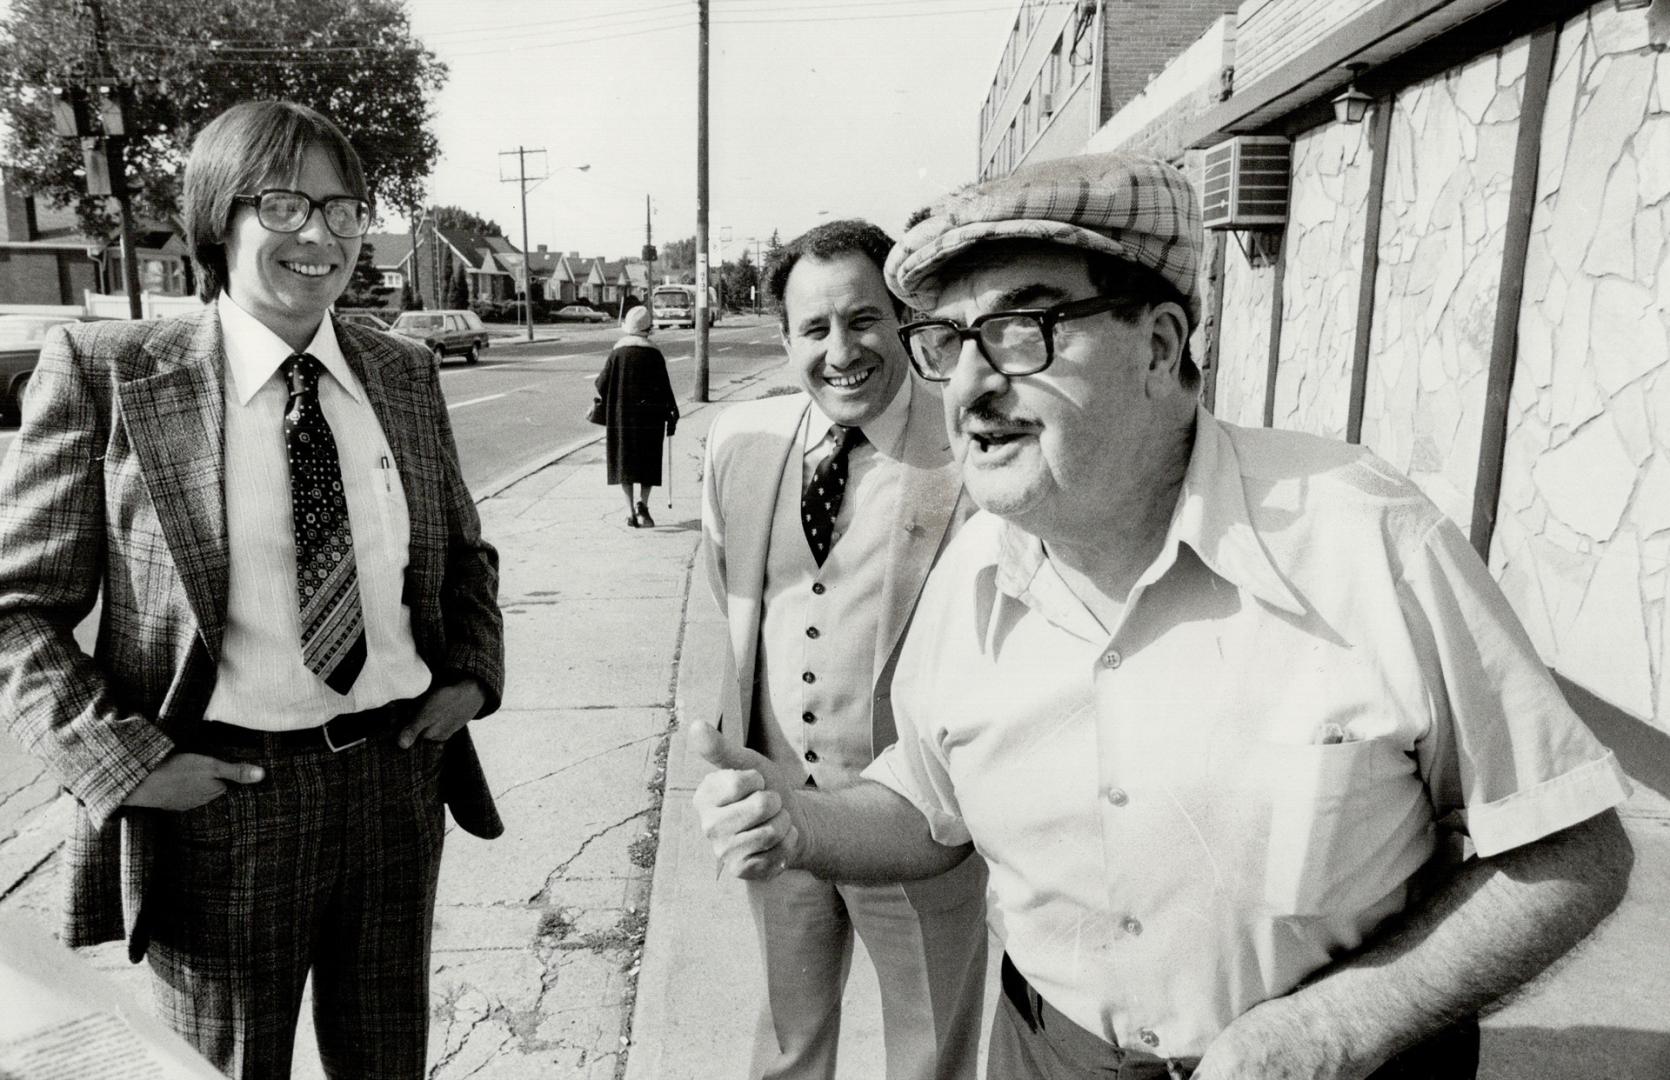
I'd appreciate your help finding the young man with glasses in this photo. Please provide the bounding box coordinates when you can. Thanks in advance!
[0,100,503,1079]
[694,153,1632,1080]
[697,219,988,1080]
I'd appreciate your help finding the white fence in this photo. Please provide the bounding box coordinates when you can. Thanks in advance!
[82,291,204,319]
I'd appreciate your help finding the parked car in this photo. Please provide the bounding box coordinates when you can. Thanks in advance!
[0,314,86,423]
[337,311,391,332]
[553,304,609,324]
[389,309,490,364]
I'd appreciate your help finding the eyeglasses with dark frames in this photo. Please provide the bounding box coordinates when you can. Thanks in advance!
[233,189,372,240]
[896,295,1130,382]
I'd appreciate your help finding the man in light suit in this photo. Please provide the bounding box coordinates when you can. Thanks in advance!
[698,219,987,1080]
[0,101,502,1079]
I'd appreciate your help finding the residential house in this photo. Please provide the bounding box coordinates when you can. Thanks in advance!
[0,167,192,310]
[602,259,650,309]
[403,223,521,309]
[1003,0,1669,792]
[363,231,417,297]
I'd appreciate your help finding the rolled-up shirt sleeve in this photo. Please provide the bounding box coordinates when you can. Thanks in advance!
[1402,514,1630,858]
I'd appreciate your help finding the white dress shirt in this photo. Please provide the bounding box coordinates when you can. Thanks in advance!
[204,296,432,729]
[867,405,1629,1059]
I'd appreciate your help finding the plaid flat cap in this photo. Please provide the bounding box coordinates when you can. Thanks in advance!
[885,152,1203,323]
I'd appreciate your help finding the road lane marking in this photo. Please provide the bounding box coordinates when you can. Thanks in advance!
[447,381,541,410]
[448,392,506,410]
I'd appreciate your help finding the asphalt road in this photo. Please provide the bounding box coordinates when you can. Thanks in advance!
[0,316,790,493]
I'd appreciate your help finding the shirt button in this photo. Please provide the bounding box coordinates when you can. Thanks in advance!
[1122,916,1143,936]
[1138,1027,1160,1047]
[812,583,826,595]
[1102,649,1122,669]
[804,749,819,763]
[802,672,816,684]
[806,626,820,639]
[802,711,816,724]
[1106,788,1129,807]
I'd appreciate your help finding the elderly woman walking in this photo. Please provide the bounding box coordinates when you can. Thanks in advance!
[596,306,680,527]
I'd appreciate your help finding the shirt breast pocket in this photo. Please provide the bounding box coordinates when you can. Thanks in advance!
[365,462,410,552]
[1235,737,1428,916]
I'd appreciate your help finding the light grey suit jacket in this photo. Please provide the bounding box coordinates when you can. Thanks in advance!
[698,382,986,910]
[0,306,504,960]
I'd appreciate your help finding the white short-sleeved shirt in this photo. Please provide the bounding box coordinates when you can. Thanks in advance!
[865,406,1629,1060]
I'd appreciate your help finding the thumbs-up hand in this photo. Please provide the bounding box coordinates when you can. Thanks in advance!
[689,721,802,880]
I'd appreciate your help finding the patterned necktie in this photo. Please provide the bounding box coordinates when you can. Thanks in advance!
[802,424,865,567]
[283,353,366,695]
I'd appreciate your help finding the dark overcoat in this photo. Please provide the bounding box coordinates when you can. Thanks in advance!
[596,336,679,485]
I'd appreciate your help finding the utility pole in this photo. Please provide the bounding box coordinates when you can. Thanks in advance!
[407,211,423,310]
[693,0,710,402]
[51,0,142,318]
[500,146,547,343]
[641,194,657,316]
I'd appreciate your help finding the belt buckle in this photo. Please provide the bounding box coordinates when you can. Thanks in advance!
[322,719,367,753]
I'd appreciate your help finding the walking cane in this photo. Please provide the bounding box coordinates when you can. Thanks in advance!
[666,424,674,509]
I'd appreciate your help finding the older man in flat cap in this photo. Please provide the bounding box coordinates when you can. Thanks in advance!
[693,153,1633,1080]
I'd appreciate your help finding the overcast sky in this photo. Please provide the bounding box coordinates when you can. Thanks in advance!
[397,0,1022,261]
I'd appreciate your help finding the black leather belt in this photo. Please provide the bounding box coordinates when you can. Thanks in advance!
[198,700,410,753]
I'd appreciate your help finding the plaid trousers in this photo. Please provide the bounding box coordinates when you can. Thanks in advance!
[144,727,447,1080]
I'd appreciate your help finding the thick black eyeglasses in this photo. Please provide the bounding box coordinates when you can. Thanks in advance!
[897,295,1129,382]
[233,189,372,240]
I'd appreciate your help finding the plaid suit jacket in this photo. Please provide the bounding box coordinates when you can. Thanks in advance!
[0,306,504,960]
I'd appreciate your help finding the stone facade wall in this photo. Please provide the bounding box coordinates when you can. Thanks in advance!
[1270,116,1374,439]
[1214,241,1275,428]
[1488,5,1670,729]
[1359,42,1527,535]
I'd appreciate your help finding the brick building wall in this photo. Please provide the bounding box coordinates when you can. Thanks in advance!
[1232,0,1389,87]
[1098,0,1239,124]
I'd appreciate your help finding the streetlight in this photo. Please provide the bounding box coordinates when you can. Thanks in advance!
[500,152,589,342]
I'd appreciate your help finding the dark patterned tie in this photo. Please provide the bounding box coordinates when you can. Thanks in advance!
[802,424,865,567]
[283,353,366,695]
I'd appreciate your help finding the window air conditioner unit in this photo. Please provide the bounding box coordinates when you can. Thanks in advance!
[1201,136,1291,230]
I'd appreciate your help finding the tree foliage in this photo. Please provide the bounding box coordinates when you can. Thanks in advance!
[429,205,503,237]
[660,235,696,280]
[0,0,447,241]
[339,239,391,309]
[718,249,758,314]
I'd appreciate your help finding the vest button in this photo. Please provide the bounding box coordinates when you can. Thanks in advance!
[811,583,826,595]
[806,626,820,639]
[1106,788,1129,807]
[1138,1028,1160,1047]
[802,671,816,684]
[1122,916,1143,936]
[802,711,816,724]
[804,749,819,763]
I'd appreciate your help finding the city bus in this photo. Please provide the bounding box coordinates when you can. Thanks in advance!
[651,284,719,329]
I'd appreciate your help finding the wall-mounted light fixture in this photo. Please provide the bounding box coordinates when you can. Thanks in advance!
[1332,64,1372,125]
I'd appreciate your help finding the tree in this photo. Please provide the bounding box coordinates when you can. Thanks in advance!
[718,250,758,315]
[0,0,448,241]
[429,206,504,237]
[660,236,696,282]
[447,262,469,310]
[338,241,392,310]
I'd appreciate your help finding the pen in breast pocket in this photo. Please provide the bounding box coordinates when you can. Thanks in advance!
[379,454,393,493]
